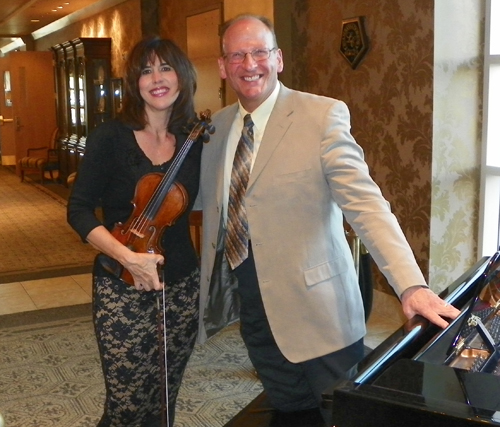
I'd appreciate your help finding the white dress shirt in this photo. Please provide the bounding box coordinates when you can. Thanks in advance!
[222,83,280,224]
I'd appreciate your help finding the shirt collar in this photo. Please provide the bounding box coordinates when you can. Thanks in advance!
[237,82,280,131]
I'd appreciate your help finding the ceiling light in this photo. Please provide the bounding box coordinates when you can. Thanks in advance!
[1,38,26,55]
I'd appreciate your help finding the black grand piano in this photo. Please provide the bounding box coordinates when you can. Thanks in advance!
[324,251,500,427]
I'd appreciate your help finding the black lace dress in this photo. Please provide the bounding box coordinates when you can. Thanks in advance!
[68,118,202,426]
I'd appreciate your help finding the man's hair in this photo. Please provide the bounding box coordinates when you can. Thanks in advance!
[220,14,279,51]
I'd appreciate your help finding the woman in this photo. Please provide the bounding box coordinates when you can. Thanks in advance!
[68,36,202,426]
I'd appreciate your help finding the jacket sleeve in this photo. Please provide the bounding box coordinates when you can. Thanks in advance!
[320,100,427,298]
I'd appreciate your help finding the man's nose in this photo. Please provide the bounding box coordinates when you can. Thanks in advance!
[241,52,258,67]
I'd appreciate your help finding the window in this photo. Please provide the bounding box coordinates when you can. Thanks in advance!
[478,0,500,256]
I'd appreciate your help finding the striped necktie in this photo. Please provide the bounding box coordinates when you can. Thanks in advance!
[225,114,254,270]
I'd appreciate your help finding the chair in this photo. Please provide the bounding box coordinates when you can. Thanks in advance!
[345,226,373,322]
[18,127,59,184]
[189,210,203,258]
[67,172,77,187]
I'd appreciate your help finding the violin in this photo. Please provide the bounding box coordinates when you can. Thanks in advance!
[99,110,214,285]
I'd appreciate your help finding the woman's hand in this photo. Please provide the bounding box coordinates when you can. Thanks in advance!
[86,225,165,292]
[122,251,165,291]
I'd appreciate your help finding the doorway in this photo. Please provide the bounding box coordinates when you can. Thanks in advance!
[187,7,224,115]
[0,52,56,170]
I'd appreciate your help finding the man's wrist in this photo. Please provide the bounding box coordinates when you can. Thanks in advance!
[401,285,428,301]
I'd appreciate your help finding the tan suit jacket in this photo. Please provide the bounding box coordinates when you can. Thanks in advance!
[197,84,426,363]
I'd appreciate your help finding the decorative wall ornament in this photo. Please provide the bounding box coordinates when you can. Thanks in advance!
[340,16,369,69]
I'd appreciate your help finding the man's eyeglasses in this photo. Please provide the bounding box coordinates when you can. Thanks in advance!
[223,47,278,64]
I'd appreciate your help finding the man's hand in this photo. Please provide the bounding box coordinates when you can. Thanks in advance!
[401,286,461,329]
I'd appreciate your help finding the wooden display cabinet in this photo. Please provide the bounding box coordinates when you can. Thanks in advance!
[51,38,111,184]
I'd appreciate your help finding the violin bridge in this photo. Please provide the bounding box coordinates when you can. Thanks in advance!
[130,228,145,239]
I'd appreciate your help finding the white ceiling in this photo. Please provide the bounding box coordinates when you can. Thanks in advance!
[0,0,119,53]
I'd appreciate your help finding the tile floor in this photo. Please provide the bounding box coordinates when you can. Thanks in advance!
[0,273,92,316]
[365,289,406,349]
[0,273,404,348]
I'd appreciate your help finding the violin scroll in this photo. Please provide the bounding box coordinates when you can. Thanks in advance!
[197,109,215,143]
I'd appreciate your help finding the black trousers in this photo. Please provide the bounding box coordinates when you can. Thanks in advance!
[233,244,364,425]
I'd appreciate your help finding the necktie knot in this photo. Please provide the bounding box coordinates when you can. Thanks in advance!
[244,113,253,128]
[243,114,254,137]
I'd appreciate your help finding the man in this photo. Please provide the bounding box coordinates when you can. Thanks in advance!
[197,14,460,425]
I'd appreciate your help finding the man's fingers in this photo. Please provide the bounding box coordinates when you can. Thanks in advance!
[402,287,460,329]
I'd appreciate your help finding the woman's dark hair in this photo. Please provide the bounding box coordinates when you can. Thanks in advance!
[120,36,197,133]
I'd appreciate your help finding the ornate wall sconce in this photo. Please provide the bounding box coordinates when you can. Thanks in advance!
[339,16,369,69]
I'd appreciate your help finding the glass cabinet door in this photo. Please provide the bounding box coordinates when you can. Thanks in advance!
[51,37,111,184]
[56,57,68,139]
[93,58,109,127]
[67,58,77,136]
[76,56,87,137]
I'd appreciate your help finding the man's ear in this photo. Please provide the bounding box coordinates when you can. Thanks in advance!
[277,48,284,74]
[218,57,227,79]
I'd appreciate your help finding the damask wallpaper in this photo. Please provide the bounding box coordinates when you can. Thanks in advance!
[288,0,483,294]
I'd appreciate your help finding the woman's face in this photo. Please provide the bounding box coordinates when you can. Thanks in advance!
[138,54,180,115]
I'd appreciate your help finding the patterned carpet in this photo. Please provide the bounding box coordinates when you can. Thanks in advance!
[0,166,97,283]
[0,304,261,427]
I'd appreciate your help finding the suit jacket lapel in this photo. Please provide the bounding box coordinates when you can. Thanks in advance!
[248,85,294,189]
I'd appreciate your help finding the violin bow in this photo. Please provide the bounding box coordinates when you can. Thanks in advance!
[157,286,170,427]
[154,111,214,426]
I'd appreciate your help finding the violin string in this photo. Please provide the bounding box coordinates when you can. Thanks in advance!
[133,138,193,236]
[134,138,192,232]
[132,129,198,235]
[136,118,207,233]
[133,119,205,235]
